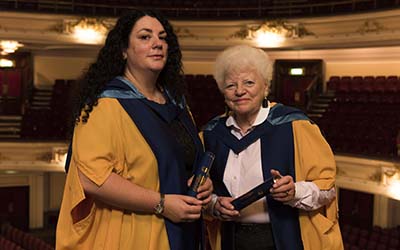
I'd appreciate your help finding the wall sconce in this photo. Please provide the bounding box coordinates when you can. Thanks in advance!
[0,58,15,67]
[0,40,23,55]
[382,166,400,200]
[232,20,314,48]
[63,17,112,44]
[52,147,69,166]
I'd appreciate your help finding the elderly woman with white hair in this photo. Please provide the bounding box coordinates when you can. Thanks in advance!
[203,45,343,250]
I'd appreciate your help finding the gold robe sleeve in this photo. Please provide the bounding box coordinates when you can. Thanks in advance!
[293,120,344,250]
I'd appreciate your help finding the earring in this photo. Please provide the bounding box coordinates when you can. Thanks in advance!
[262,97,268,108]
[122,53,127,60]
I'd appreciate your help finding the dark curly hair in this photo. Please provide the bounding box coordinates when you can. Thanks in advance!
[71,9,185,127]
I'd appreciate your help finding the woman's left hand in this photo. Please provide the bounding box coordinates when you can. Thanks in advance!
[187,176,213,206]
[269,169,296,202]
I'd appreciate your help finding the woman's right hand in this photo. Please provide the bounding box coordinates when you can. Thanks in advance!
[163,194,203,223]
[214,196,240,221]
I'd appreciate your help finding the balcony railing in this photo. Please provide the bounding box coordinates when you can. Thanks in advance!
[0,0,399,19]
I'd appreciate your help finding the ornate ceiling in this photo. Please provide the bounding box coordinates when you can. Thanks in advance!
[0,8,400,58]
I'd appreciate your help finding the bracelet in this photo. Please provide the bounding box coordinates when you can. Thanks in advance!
[210,194,221,218]
[154,193,165,215]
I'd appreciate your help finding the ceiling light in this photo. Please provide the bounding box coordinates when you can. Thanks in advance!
[232,20,314,48]
[0,40,23,54]
[255,30,285,48]
[64,18,111,44]
[388,180,400,200]
[52,147,69,166]
[0,58,15,67]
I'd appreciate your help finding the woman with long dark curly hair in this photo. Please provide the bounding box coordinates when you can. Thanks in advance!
[56,10,212,250]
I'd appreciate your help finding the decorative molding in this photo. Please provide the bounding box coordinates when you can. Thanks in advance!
[0,152,9,161]
[175,27,197,39]
[54,17,113,34]
[231,20,314,40]
[335,155,400,200]
[356,19,386,34]
[369,170,382,183]
[0,142,67,172]
[36,152,52,162]
[1,10,400,51]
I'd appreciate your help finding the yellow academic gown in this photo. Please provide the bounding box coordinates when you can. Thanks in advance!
[56,98,169,250]
[293,120,343,250]
[205,103,343,250]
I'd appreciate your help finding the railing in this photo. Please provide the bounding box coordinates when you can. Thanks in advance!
[0,0,398,19]
[303,75,320,111]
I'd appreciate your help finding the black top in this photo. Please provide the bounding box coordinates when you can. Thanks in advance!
[142,98,196,178]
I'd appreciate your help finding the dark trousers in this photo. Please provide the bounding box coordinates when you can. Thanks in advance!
[234,223,275,250]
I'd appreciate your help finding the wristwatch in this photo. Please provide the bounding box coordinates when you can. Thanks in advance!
[154,193,165,215]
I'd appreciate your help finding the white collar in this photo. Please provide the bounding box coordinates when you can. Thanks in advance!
[225,102,270,132]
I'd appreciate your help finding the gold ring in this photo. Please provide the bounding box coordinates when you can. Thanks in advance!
[286,190,290,195]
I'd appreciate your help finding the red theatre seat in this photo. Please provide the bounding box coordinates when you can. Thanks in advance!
[327,76,340,90]
[350,76,363,92]
[362,76,375,92]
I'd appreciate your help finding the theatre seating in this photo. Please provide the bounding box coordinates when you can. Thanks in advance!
[0,224,54,250]
[315,75,399,159]
[185,74,225,128]
[21,75,223,138]
[342,224,400,250]
[21,76,223,139]
[316,102,399,158]
[20,79,76,140]
[20,108,51,139]
[16,74,400,160]
[327,75,400,103]
[0,235,25,250]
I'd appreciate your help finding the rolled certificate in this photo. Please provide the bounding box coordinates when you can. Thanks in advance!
[231,175,280,211]
[187,151,215,197]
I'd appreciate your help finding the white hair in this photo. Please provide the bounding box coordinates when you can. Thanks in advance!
[213,45,273,94]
